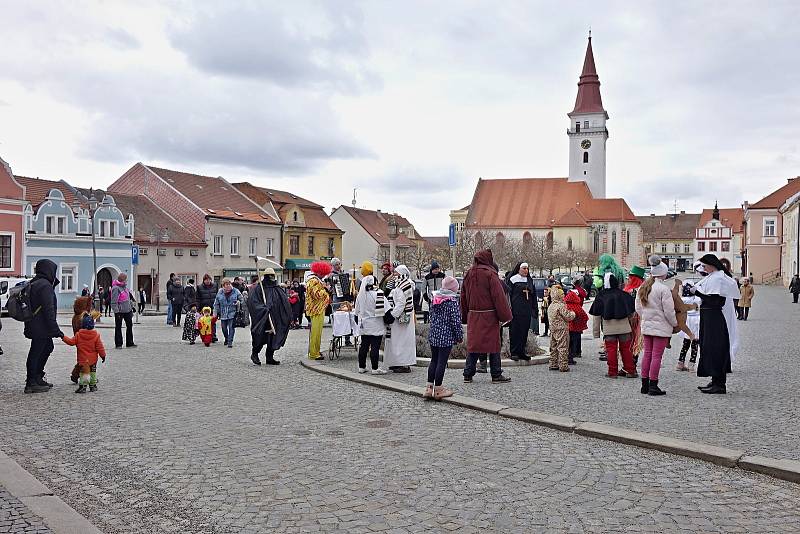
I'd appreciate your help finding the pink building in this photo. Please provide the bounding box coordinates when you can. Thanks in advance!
[0,157,26,276]
[743,177,800,284]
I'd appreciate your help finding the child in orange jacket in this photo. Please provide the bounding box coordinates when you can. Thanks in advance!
[565,290,588,366]
[62,314,106,393]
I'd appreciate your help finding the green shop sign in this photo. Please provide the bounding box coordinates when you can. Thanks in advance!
[284,259,315,270]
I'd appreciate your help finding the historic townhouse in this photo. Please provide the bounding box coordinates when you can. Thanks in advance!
[0,157,26,277]
[109,164,283,283]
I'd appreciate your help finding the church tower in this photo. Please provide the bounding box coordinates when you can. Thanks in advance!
[567,34,608,198]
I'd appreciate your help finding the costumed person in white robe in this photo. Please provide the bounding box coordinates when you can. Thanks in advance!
[677,282,701,372]
[383,265,416,373]
[689,255,740,394]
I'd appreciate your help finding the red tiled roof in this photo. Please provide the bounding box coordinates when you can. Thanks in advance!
[233,182,340,231]
[570,37,605,115]
[76,188,205,245]
[14,175,76,206]
[637,213,701,240]
[466,177,637,229]
[143,166,280,224]
[555,208,589,227]
[749,177,800,209]
[339,206,415,246]
[699,208,744,233]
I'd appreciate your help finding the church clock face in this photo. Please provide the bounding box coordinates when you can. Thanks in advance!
[580,139,591,149]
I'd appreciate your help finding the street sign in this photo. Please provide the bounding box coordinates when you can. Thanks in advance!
[448,223,456,247]
[132,245,139,265]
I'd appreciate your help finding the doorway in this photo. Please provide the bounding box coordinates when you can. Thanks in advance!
[138,275,153,305]
[97,268,113,294]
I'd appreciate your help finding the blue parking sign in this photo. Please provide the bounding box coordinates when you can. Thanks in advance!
[132,245,139,265]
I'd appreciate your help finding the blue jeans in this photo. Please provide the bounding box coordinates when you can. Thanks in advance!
[221,319,235,346]
[464,352,502,378]
[166,301,173,325]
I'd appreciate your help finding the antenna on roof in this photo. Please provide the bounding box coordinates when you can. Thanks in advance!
[351,188,357,207]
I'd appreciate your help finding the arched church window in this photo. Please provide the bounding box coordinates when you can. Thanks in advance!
[583,152,589,164]
[593,231,599,253]
[612,231,617,254]
[546,231,554,250]
[495,232,505,248]
[567,237,573,250]
[293,211,298,222]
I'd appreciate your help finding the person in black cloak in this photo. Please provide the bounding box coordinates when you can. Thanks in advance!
[505,262,538,361]
[248,268,292,366]
[689,254,740,394]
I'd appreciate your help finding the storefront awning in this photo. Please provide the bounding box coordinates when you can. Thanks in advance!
[284,258,314,270]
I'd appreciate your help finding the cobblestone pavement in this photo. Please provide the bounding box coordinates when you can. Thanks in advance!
[328,285,800,462]
[2,296,800,533]
[0,487,50,534]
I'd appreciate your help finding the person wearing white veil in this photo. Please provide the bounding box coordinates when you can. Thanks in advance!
[383,265,416,372]
[689,254,740,394]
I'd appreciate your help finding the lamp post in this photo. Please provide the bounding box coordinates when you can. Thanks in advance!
[149,225,169,311]
[74,191,100,311]
[387,214,399,264]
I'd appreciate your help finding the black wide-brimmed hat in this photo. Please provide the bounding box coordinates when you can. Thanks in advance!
[698,254,726,272]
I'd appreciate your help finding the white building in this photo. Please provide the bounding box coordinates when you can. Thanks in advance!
[780,192,800,285]
[694,204,744,275]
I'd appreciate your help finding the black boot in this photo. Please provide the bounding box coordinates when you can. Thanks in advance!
[89,384,98,392]
[264,358,280,365]
[75,385,87,394]
[640,377,650,394]
[250,353,262,366]
[697,381,713,391]
[648,379,666,396]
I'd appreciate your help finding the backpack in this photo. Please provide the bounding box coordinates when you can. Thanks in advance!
[7,281,38,322]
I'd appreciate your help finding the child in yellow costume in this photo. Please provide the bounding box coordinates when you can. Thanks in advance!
[197,307,217,347]
[306,262,332,360]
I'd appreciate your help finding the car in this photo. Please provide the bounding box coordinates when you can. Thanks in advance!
[0,277,30,315]
[530,277,547,299]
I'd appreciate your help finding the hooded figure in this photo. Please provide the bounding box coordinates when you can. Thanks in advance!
[383,265,416,372]
[547,286,575,372]
[460,250,513,382]
[504,262,538,360]
[23,259,64,393]
[690,254,740,394]
[589,274,637,377]
[248,268,292,366]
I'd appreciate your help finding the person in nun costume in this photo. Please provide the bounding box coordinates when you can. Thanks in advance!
[688,254,740,394]
[505,262,538,360]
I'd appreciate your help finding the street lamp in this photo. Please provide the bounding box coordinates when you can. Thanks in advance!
[387,214,399,264]
[149,225,169,311]
[74,190,101,311]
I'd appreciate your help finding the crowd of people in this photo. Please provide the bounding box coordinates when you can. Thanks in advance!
[5,248,750,399]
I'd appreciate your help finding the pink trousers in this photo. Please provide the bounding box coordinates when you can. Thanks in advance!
[641,335,669,380]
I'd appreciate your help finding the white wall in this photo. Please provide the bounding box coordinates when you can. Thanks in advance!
[568,112,607,198]
[330,208,378,273]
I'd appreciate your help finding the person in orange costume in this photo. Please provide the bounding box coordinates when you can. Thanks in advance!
[62,314,106,393]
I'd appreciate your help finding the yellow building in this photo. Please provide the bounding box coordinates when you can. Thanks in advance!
[233,183,343,281]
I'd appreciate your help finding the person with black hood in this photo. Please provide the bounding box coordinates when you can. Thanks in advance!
[505,262,538,361]
[791,274,800,303]
[689,254,740,394]
[422,260,445,323]
[589,273,638,380]
[23,259,65,393]
[248,268,292,366]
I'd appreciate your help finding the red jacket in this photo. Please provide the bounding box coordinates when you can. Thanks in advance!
[62,329,106,366]
[572,285,587,304]
[564,291,588,332]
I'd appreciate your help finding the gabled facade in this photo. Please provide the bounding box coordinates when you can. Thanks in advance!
[694,205,744,275]
[743,177,800,283]
[330,206,417,272]
[0,157,26,276]
[16,176,134,309]
[233,182,343,281]
[109,163,283,283]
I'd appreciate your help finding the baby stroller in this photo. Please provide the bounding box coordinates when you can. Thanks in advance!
[329,302,359,360]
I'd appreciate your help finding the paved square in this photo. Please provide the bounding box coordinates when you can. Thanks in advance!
[1,286,799,533]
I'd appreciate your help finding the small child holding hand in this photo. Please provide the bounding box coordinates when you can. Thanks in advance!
[62,314,106,393]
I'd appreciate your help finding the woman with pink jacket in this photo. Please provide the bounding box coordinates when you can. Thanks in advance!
[634,256,677,396]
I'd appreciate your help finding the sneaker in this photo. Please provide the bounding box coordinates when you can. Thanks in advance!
[89,385,97,392]
[358,367,368,374]
[24,384,50,394]
[75,385,87,394]
[371,368,387,375]
[463,376,473,383]
[434,386,454,400]
[423,385,434,399]
[491,375,511,383]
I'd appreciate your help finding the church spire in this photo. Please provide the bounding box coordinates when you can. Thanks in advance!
[570,34,606,115]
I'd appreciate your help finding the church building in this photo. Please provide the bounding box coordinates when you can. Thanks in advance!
[463,35,642,270]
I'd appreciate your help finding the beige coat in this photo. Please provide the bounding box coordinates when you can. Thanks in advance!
[739,284,755,307]
[634,279,678,338]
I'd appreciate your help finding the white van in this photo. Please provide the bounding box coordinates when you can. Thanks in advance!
[0,277,31,315]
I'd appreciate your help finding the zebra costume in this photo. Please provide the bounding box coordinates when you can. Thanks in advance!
[383,265,417,367]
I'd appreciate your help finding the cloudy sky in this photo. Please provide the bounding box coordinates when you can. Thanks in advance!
[1,1,798,235]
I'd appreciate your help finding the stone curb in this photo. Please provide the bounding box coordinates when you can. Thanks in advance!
[0,450,103,534]
[414,355,549,368]
[300,361,800,485]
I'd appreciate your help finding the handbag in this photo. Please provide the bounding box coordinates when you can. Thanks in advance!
[398,311,411,324]
[234,300,250,328]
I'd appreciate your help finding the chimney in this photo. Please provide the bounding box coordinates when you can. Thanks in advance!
[680,210,685,215]
[650,213,655,217]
